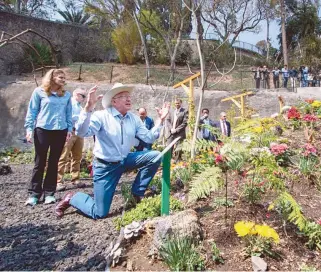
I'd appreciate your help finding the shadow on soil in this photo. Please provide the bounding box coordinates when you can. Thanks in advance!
[0,223,85,270]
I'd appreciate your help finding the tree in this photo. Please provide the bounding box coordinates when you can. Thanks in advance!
[137,0,192,81]
[278,1,321,65]
[280,0,288,65]
[1,0,57,18]
[202,0,263,44]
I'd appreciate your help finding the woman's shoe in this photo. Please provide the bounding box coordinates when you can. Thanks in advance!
[25,196,38,206]
[44,195,56,204]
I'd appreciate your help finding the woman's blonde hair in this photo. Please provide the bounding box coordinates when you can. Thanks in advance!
[41,69,66,96]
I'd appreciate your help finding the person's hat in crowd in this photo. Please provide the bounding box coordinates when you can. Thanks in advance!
[102,83,134,109]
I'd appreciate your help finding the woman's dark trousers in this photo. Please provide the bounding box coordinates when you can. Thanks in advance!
[28,128,67,198]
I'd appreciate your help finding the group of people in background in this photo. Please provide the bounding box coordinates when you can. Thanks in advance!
[253,65,321,89]
[23,69,230,220]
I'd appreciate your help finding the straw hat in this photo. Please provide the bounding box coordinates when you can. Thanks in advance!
[102,83,134,109]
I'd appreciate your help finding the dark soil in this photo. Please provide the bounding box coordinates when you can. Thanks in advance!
[0,164,124,271]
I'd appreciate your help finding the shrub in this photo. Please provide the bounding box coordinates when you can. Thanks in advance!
[114,195,182,229]
[111,21,141,64]
[159,235,204,271]
[26,42,53,67]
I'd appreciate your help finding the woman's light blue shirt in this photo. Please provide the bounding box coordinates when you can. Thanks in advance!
[25,87,73,133]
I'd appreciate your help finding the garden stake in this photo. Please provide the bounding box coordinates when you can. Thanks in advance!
[152,137,181,216]
[161,150,171,215]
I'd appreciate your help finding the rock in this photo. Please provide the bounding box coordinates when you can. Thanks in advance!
[146,209,203,250]
[251,256,267,272]
[0,163,12,175]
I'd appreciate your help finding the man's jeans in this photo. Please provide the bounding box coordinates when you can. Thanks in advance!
[70,150,161,219]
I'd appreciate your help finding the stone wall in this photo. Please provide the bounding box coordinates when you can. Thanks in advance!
[1,80,321,151]
[0,11,107,75]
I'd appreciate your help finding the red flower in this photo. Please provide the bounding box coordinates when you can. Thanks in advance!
[287,107,301,120]
[303,114,318,122]
[215,154,224,164]
[266,213,271,219]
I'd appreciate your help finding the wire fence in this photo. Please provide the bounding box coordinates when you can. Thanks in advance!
[67,63,320,92]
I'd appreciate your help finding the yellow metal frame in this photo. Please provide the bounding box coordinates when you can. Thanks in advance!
[173,72,201,139]
[221,91,253,118]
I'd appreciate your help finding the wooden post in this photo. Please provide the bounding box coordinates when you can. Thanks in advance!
[110,65,114,83]
[221,91,253,119]
[78,64,82,80]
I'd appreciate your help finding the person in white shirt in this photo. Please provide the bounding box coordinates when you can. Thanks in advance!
[57,88,87,191]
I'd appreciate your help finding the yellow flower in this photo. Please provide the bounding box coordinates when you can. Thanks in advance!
[234,221,256,237]
[311,101,321,108]
[255,225,280,244]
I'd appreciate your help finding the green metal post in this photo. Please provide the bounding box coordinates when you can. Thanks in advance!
[161,150,171,215]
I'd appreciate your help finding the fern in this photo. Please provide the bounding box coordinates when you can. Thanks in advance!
[181,139,218,153]
[188,166,223,202]
[269,192,307,231]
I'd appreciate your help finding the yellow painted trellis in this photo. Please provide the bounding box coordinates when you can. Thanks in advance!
[221,91,253,118]
[173,72,201,139]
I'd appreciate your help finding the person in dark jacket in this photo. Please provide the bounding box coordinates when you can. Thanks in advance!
[214,112,231,137]
[199,108,217,141]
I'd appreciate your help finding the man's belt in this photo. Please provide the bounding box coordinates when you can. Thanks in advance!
[96,157,121,165]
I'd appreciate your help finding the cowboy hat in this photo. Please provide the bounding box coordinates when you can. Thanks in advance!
[102,83,134,109]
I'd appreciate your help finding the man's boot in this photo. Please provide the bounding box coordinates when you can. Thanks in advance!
[55,192,74,217]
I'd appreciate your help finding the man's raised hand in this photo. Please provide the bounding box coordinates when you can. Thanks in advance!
[84,85,103,112]
[155,102,170,121]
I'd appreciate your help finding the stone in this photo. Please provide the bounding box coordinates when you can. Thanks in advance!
[0,163,12,175]
[251,256,267,272]
[145,209,203,249]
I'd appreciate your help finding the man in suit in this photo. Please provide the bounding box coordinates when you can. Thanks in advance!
[165,98,188,146]
[214,112,231,137]
[199,108,217,141]
[135,107,155,151]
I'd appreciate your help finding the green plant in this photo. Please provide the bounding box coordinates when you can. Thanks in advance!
[188,166,223,202]
[26,42,53,67]
[303,221,321,251]
[111,21,141,64]
[114,195,182,230]
[234,221,280,258]
[213,197,234,209]
[299,156,319,177]
[159,235,204,271]
[300,263,318,271]
[121,183,136,208]
[172,166,191,185]
[210,241,225,264]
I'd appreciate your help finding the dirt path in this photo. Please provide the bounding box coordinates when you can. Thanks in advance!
[0,164,125,271]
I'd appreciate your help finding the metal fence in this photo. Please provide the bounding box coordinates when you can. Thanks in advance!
[68,63,320,92]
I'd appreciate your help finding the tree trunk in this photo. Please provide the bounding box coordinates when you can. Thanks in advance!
[280,0,288,65]
[15,0,21,13]
[133,11,150,78]
[266,18,270,62]
[191,9,205,159]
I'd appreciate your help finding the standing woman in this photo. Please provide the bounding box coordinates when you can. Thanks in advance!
[25,69,73,206]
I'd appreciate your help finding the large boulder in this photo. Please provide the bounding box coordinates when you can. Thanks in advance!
[145,209,203,250]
